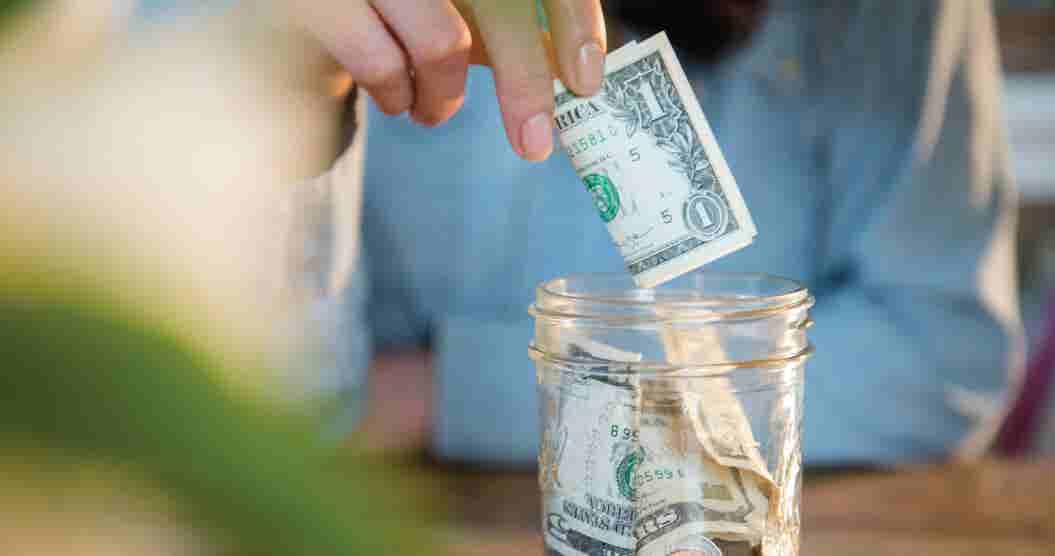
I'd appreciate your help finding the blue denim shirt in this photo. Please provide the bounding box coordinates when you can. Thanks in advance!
[353,1,1021,465]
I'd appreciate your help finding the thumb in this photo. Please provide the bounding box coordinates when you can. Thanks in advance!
[454,0,558,73]
[469,31,559,76]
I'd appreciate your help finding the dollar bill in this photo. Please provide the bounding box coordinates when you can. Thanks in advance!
[682,386,773,487]
[539,333,777,555]
[540,339,643,556]
[657,324,774,486]
[564,334,644,366]
[541,373,640,555]
[630,398,769,556]
[554,32,757,288]
[640,321,778,555]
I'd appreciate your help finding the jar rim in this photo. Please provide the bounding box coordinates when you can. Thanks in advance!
[528,342,813,376]
[531,272,812,324]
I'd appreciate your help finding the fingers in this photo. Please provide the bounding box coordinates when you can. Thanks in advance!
[543,0,606,96]
[305,1,413,116]
[471,0,555,161]
[305,0,607,158]
[450,0,492,67]
[454,0,559,73]
[371,0,472,126]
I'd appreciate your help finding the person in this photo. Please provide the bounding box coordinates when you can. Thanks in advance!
[303,0,608,161]
[310,0,1023,466]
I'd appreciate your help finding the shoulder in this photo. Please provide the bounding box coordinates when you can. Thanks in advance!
[806,1,942,101]
[714,2,943,109]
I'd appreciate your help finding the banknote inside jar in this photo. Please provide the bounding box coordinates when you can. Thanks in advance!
[538,338,784,555]
[532,273,811,556]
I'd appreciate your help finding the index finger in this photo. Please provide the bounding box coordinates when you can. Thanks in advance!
[467,0,555,162]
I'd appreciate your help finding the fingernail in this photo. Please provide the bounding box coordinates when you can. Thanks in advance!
[520,112,553,161]
[576,41,605,95]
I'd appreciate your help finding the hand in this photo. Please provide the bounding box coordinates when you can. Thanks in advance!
[302,0,606,162]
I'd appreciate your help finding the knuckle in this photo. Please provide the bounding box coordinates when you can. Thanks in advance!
[380,87,413,113]
[369,84,412,115]
[416,113,447,127]
[376,96,410,116]
[414,97,464,127]
[355,52,407,88]
[412,23,472,67]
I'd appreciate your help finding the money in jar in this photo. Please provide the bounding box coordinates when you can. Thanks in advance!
[530,273,812,555]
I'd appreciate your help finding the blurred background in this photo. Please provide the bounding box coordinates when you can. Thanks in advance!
[999,0,1055,453]
[1,1,1054,555]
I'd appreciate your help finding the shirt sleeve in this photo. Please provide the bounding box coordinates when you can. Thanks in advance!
[285,89,372,436]
[804,0,1024,465]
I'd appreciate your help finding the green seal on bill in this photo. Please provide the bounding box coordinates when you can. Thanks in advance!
[615,447,645,500]
[584,173,620,223]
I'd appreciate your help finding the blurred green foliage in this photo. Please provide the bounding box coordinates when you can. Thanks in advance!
[0,284,435,554]
[0,2,438,553]
[0,0,34,30]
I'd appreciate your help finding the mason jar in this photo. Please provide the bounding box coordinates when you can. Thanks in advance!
[530,272,813,556]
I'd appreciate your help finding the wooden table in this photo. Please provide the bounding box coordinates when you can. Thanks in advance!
[431,458,1055,555]
[364,354,1055,555]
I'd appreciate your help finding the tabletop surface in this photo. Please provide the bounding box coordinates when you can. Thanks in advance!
[433,458,1055,556]
[364,353,1055,556]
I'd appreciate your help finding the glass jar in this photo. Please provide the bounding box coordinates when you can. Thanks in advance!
[530,272,813,556]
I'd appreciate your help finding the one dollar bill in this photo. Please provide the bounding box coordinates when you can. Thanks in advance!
[539,335,775,555]
[631,404,769,556]
[554,32,757,288]
[540,372,640,555]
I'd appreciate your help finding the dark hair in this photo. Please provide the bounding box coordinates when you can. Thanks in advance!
[608,0,770,64]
